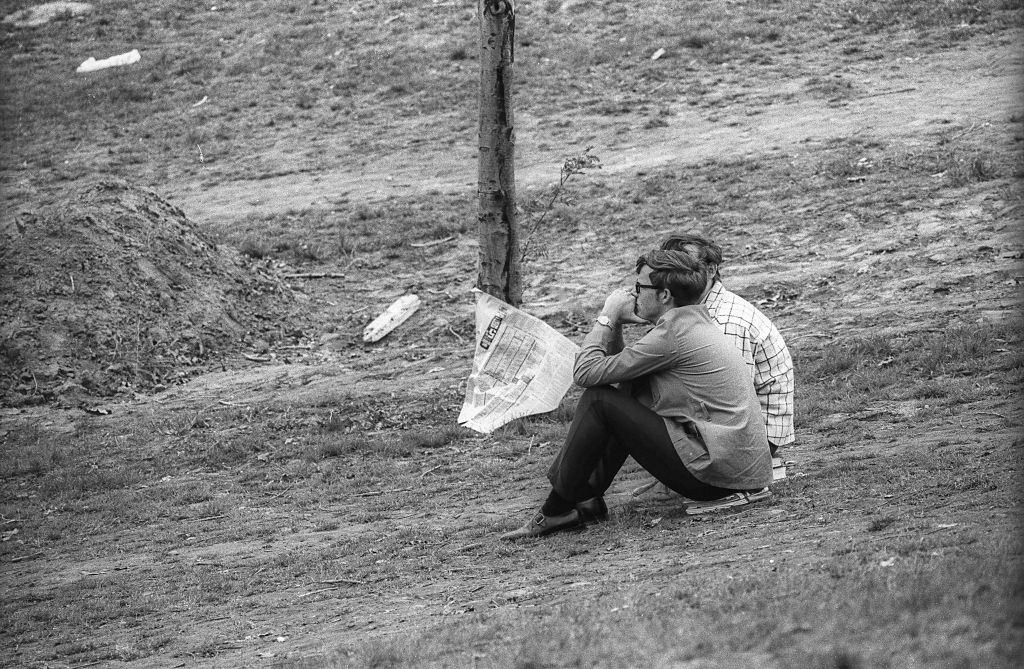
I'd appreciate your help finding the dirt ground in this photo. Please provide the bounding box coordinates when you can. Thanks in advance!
[1,2,1022,667]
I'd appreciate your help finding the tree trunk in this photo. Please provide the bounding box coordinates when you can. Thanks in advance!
[477,0,521,306]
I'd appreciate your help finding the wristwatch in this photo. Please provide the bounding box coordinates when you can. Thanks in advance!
[596,315,614,328]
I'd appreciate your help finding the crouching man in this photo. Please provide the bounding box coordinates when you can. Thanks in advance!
[502,250,772,540]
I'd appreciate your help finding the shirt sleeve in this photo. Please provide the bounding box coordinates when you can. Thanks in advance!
[573,323,675,388]
[752,324,795,446]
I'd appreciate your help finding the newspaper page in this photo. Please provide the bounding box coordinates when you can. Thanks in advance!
[458,289,580,434]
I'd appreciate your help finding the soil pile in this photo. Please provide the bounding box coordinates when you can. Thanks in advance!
[0,180,300,407]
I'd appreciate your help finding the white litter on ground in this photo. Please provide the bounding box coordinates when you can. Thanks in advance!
[76,49,140,73]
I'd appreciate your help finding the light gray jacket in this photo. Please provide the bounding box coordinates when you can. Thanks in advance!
[574,305,772,490]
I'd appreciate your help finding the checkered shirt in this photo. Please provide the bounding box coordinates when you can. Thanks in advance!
[703,281,795,446]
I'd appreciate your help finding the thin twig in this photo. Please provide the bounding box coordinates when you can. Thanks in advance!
[356,487,413,497]
[266,485,295,499]
[298,587,341,598]
[410,236,455,248]
[790,332,834,340]
[857,86,916,100]
[9,551,44,563]
[284,272,346,280]
[218,399,250,407]
[420,464,444,478]
[447,325,466,344]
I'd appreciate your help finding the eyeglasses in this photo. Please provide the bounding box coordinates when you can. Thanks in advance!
[635,281,660,293]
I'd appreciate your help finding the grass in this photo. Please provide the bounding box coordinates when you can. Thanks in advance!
[792,319,1023,426]
[2,1,1020,202]
[2,0,1023,667]
[320,543,1022,668]
[3,310,1020,663]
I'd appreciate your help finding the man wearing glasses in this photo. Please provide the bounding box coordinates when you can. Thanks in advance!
[628,233,796,505]
[660,233,794,459]
[501,249,772,539]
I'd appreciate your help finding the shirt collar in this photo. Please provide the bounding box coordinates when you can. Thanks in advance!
[703,280,723,304]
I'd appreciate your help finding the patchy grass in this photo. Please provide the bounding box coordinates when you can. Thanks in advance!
[1,0,1022,667]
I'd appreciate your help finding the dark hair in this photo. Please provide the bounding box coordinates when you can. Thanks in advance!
[660,233,723,281]
[635,250,709,307]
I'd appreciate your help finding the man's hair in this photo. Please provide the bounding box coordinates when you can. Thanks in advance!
[635,250,709,307]
[660,233,723,281]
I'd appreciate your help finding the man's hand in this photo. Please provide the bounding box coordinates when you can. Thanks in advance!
[601,288,646,325]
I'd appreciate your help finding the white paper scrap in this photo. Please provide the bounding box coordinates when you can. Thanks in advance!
[77,49,140,73]
[363,294,421,343]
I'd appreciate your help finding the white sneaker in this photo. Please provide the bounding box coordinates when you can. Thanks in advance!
[772,457,787,481]
[683,488,772,515]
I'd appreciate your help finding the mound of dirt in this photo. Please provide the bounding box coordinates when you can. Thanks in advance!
[0,180,301,407]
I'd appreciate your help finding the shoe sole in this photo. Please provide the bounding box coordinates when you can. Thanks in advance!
[684,489,771,515]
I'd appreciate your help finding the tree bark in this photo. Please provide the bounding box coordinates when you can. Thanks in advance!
[477,0,521,306]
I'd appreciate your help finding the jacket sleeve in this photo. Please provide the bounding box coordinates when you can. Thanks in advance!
[573,323,674,387]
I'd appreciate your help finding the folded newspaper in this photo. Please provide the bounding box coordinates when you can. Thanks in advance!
[458,289,580,434]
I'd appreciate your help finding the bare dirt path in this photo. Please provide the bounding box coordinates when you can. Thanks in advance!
[167,42,1021,226]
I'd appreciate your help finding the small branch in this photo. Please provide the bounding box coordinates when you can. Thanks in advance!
[410,236,455,248]
[520,147,601,263]
[790,332,834,340]
[356,487,412,497]
[420,464,444,478]
[447,325,466,344]
[9,551,44,563]
[284,272,346,280]
[266,485,295,499]
[298,587,341,598]
[857,86,916,100]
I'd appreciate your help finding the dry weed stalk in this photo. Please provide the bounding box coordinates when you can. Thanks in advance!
[520,146,602,263]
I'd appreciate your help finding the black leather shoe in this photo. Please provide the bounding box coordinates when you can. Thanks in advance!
[576,496,608,522]
[499,509,582,540]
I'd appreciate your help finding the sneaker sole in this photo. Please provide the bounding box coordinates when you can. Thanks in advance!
[684,489,771,515]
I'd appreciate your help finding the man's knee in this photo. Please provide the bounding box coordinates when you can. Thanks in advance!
[579,385,620,405]
[576,386,636,422]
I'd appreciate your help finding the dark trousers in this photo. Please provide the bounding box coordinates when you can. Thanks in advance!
[546,386,739,503]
